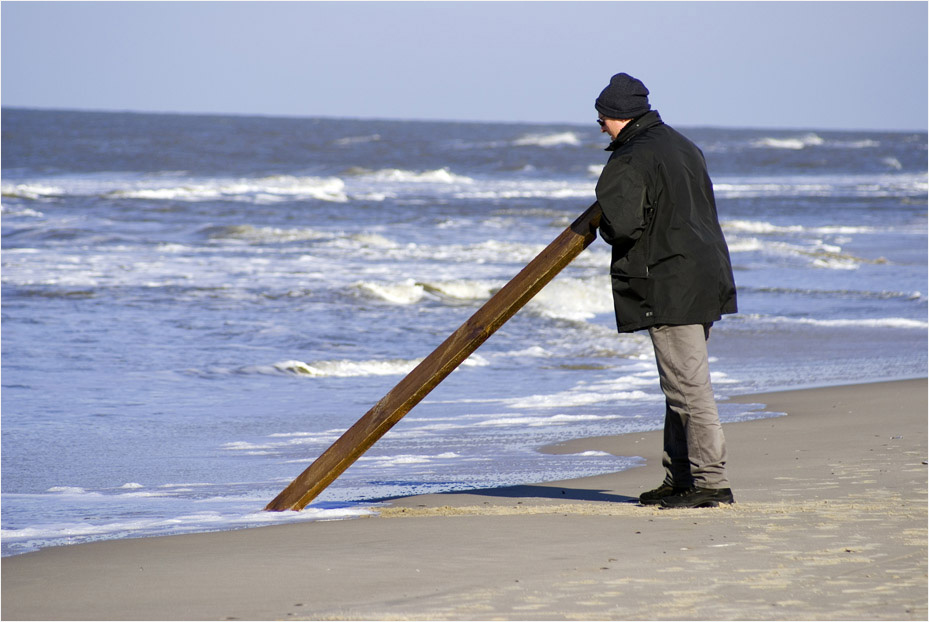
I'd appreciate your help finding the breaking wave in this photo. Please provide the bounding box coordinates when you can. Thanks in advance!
[713,173,927,199]
[750,133,881,150]
[751,133,826,150]
[350,274,614,321]
[1,175,349,203]
[736,315,928,329]
[107,175,348,202]
[726,235,887,269]
[5,168,922,208]
[270,358,422,377]
[349,167,474,184]
[513,132,582,147]
[722,220,876,235]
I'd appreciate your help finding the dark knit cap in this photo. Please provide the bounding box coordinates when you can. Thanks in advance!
[595,73,651,119]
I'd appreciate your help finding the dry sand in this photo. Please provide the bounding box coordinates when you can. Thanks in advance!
[2,378,926,621]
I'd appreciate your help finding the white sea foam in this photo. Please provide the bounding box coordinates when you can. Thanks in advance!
[722,220,876,235]
[452,180,594,201]
[46,486,93,495]
[508,389,660,409]
[333,134,381,146]
[1,247,41,254]
[258,349,492,380]
[222,441,278,452]
[0,204,45,218]
[810,257,860,270]
[1,183,65,199]
[421,279,498,301]
[758,134,880,150]
[348,233,401,248]
[505,345,553,358]
[724,233,886,269]
[513,132,582,147]
[357,452,461,467]
[726,238,766,253]
[582,160,923,207]
[223,432,340,453]
[5,166,922,210]
[794,317,928,329]
[267,431,343,440]
[0,506,373,549]
[110,175,349,203]
[476,413,620,427]
[713,172,928,199]
[156,243,190,253]
[882,157,903,170]
[118,490,174,498]
[359,167,474,184]
[710,371,738,385]
[209,224,333,243]
[272,358,422,377]
[739,315,928,329]
[355,277,499,305]
[351,273,614,321]
[549,322,654,361]
[587,164,605,177]
[836,139,880,149]
[527,275,614,321]
[502,373,662,411]
[713,180,833,198]
[355,278,426,304]
[751,133,825,150]
[2,175,350,203]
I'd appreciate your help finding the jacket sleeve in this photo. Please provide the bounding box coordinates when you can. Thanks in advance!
[595,156,648,256]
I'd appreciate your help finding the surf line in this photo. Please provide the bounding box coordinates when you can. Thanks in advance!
[265,203,602,511]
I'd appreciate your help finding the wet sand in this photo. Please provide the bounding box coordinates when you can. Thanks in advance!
[2,378,926,620]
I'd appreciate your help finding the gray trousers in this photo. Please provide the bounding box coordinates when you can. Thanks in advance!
[648,323,729,489]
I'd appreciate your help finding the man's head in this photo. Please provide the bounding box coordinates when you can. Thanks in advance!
[595,73,650,139]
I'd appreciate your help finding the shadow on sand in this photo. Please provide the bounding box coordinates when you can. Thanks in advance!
[375,483,638,505]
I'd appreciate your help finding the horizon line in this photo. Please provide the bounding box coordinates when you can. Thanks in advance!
[2,105,927,135]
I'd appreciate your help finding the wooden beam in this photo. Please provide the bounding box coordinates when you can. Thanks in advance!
[265,203,602,511]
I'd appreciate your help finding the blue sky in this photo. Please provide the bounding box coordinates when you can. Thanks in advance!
[2,1,927,131]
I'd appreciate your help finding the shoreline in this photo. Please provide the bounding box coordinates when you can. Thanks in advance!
[3,378,926,620]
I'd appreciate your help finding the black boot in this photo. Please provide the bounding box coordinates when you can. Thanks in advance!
[660,486,734,508]
[638,482,690,506]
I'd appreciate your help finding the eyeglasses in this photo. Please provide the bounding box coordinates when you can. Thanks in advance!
[596,118,606,127]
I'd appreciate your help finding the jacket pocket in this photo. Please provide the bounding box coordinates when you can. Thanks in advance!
[609,205,653,279]
[610,242,648,278]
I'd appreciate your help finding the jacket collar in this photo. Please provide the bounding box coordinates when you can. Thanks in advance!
[605,110,663,151]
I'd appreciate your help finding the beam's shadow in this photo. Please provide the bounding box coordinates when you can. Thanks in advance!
[373,484,637,505]
[444,483,638,504]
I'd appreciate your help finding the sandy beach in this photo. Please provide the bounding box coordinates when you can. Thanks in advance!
[2,378,926,621]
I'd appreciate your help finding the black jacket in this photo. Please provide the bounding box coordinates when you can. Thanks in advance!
[595,110,737,333]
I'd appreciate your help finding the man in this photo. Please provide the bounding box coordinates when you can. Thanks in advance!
[593,73,738,509]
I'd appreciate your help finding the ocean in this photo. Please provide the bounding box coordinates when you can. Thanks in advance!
[2,108,926,556]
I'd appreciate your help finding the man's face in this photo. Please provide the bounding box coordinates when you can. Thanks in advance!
[598,115,631,141]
